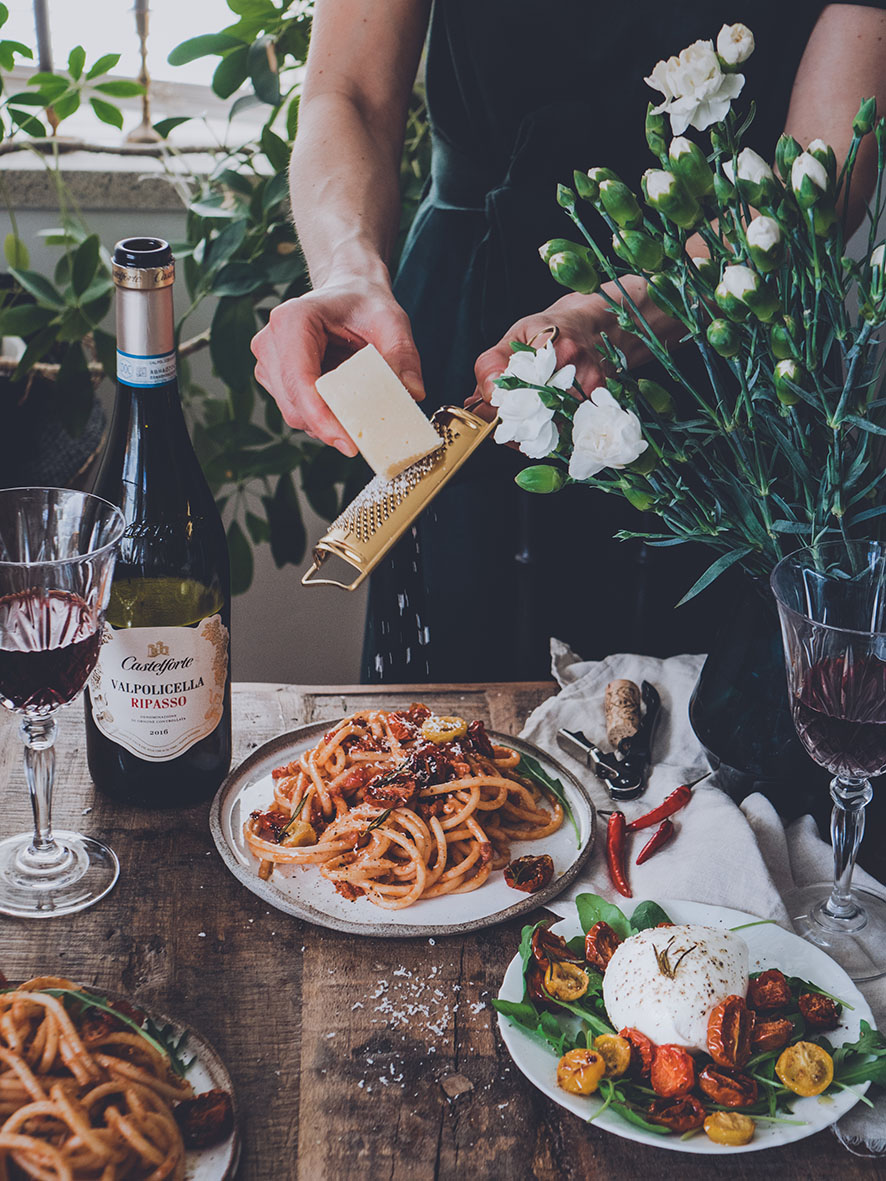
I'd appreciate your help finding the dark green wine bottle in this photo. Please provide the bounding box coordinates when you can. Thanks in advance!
[85,238,231,806]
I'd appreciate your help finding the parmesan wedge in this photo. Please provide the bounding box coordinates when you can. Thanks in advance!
[315,344,442,479]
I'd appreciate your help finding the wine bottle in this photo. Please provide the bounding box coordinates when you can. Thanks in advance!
[85,237,231,806]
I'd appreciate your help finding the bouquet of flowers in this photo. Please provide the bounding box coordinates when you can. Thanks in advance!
[492,23,886,603]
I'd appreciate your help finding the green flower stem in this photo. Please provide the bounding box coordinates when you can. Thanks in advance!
[834,319,876,424]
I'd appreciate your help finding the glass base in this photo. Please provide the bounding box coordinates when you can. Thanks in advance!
[0,830,119,917]
[786,882,886,983]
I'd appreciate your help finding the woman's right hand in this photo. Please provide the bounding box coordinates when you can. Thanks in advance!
[250,277,425,456]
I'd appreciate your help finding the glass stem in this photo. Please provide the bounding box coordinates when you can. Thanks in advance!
[20,713,62,865]
[824,775,873,920]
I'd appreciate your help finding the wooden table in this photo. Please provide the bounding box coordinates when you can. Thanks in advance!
[1,683,883,1180]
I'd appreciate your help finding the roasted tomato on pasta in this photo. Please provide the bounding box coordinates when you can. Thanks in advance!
[244,704,564,909]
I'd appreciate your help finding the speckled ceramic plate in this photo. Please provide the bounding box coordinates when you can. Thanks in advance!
[497,898,875,1154]
[209,721,595,937]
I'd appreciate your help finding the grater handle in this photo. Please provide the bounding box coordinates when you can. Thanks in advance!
[301,559,367,591]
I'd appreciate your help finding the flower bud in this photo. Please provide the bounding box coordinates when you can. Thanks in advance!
[547,250,600,294]
[707,317,741,357]
[599,179,643,229]
[812,202,837,238]
[713,171,734,205]
[582,167,619,202]
[807,138,837,183]
[870,243,886,301]
[854,97,877,138]
[668,136,714,197]
[775,134,802,182]
[774,358,804,406]
[791,152,830,208]
[646,272,685,321]
[557,183,577,211]
[716,23,754,67]
[693,255,719,286]
[645,103,668,158]
[710,125,729,155]
[770,315,799,361]
[663,234,682,260]
[745,214,784,272]
[723,148,777,207]
[573,170,597,203]
[715,264,758,321]
[611,229,664,271]
[539,238,593,265]
[623,477,657,510]
[642,169,701,229]
[637,378,674,417]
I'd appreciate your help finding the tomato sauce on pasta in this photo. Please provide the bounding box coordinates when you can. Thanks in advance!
[244,704,563,909]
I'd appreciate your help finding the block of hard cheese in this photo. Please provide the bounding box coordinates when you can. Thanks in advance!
[315,343,442,479]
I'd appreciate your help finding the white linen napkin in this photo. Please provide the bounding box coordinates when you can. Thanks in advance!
[522,639,885,1154]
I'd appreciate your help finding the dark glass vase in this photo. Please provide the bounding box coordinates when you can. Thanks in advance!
[688,578,825,815]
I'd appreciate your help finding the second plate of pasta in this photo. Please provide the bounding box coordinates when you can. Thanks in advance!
[209,709,595,936]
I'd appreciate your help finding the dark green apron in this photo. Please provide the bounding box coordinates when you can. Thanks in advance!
[364,0,883,682]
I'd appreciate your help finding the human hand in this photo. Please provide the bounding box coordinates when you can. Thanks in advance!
[251,278,425,456]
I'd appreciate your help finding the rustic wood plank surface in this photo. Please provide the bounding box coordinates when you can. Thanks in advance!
[0,682,883,1180]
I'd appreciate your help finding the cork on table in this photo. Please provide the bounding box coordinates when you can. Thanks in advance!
[0,683,880,1181]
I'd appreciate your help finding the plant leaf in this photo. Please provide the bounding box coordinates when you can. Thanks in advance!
[629,900,674,931]
[211,261,265,297]
[8,267,66,310]
[153,115,191,138]
[676,547,754,607]
[516,753,580,844]
[247,34,280,106]
[210,295,256,390]
[265,472,306,567]
[575,892,631,940]
[167,33,244,66]
[85,52,121,80]
[3,233,29,269]
[212,46,249,99]
[67,45,85,81]
[89,98,123,129]
[93,79,144,98]
[227,519,254,595]
[71,234,100,298]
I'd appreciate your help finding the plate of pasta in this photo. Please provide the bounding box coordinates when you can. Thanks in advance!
[209,704,595,936]
[0,975,239,1180]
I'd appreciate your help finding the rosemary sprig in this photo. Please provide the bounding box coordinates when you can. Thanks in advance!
[653,936,697,979]
[366,807,394,832]
[281,793,309,835]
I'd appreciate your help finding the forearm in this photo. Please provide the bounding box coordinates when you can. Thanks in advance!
[289,92,405,290]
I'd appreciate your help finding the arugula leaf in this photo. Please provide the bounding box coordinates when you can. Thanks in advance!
[609,1099,671,1135]
[491,998,585,1056]
[831,1020,886,1088]
[575,892,631,940]
[785,975,852,1011]
[142,1017,193,1078]
[516,753,580,844]
[629,900,673,932]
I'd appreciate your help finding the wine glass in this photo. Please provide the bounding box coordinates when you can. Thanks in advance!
[771,539,886,981]
[0,487,125,917]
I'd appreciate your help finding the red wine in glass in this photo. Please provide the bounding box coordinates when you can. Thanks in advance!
[792,655,886,779]
[0,589,101,714]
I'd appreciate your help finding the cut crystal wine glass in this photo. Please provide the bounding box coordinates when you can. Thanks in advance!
[771,539,886,981]
[0,487,125,917]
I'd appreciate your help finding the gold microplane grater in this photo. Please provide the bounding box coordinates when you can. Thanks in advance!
[302,406,498,590]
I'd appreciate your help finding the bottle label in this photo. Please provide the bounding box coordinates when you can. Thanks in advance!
[88,614,229,761]
[116,348,177,388]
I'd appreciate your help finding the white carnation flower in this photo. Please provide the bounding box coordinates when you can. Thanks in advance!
[495,339,576,391]
[490,341,574,459]
[872,244,886,272]
[645,39,745,136]
[723,148,774,188]
[717,23,754,66]
[719,264,760,300]
[792,152,829,195]
[746,215,782,252]
[568,388,648,481]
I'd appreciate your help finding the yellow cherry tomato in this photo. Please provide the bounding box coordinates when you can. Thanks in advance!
[421,715,468,743]
[775,1041,834,1097]
[593,1034,632,1079]
[704,1112,756,1146]
[543,961,589,1001]
[556,1049,606,1095]
[280,820,317,847]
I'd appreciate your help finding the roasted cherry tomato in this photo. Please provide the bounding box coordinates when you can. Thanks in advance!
[698,1064,758,1107]
[504,855,554,894]
[703,1112,755,1146]
[280,820,317,847]
[775,1042,834,1097]
[544,961,589,1001]
[174,1090,235,1149]
[619,1027,656,1079]
[556,1048,606,1095]
[530,923,583,971]
[593,1034,632,1079]
[650,1044,696,1097]
[421,715,468,743]
[584,921,622,972]
[798,992,840,1030]
[747,968,792,1011]
[646,1095,706,1133]
[707,995,754,1068]
[751,1017,794,1054]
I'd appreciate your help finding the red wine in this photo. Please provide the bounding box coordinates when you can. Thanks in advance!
[793,655,886,778]
[0,590,101,713]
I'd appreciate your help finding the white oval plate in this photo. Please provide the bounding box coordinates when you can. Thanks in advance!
[497,898,874,1154]
[209,722,595,937]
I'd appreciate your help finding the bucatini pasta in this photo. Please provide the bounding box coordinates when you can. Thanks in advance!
[244,704,564,909]
[0,977,233,1180]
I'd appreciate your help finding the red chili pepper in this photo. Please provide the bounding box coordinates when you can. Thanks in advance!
[606,811,632,897]
[635,818,675,865]
[625,784,694,832]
